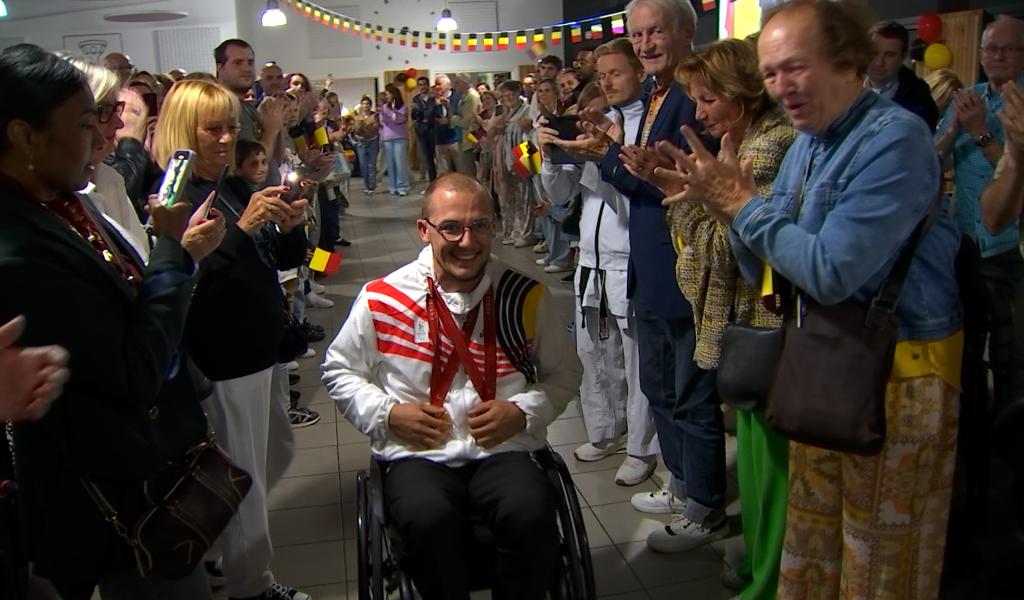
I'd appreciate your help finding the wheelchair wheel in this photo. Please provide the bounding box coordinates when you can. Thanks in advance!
[540,449,596,600]
[356,471,385,600]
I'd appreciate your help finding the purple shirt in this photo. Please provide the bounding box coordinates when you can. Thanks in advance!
[380,104,408,141]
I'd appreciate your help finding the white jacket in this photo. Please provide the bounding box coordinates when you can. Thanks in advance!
[540,98,645,320]
[322,247,579,464]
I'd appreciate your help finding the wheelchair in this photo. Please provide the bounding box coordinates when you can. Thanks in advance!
[355,447,596,600]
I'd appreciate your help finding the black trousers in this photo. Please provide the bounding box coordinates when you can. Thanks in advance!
[383,453,558,600]
[317,186,340,251]
[415,128,437,182]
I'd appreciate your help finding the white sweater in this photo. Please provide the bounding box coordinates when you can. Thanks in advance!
[322,247,579,464]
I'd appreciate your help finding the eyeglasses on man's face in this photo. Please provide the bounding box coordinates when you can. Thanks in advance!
[980,45,1023,56]
[97,101,126,124]
[424,217,494,242]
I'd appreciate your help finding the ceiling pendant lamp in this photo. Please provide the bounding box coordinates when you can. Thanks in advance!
[436,7,457,32]
[262,0,287,27]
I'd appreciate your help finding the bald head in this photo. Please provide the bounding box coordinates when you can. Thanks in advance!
[421,173,491,220]
[104,52,134,84]
[981,16,1024,86]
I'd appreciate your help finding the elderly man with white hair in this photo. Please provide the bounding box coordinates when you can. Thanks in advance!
[936,15,1024,409]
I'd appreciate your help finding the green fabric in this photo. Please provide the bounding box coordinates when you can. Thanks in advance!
[735,409,790,600]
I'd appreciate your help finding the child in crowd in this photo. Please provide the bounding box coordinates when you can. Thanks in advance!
[236,139,269,189]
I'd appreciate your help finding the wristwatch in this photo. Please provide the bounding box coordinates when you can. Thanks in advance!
[974,132,994,147]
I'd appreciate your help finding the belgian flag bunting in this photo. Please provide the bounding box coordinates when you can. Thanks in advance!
[467,33,478,51]
[375,26,383,42]
[533,29,545,44]
[611,14,625,35]
[437,32,447,50]
[570,23,583,43]
[386,27,395,44]
[497,32,509,51]
[424,32,433,49]
[515,30,527,49]
[452,33,462,51]
[342,19,351,31]
[331,16,339,28]
[364,23,372,39]
[550,27,562,45]
[411,31,419,47]
[399,30,407,45]
[483,33,494,51]
[589,21,604,40]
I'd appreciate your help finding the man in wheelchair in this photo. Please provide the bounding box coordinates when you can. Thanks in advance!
[322,173,580,600]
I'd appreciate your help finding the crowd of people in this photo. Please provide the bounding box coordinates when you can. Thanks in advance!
[1,0,1023,599]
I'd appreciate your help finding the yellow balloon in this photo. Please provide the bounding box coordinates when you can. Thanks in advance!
[405,77,417,91]
[924,43,952,70]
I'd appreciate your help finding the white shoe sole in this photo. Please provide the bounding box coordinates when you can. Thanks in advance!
[615,460,657,486]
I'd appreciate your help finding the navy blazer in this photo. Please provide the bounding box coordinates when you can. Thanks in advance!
[599,80,703,319]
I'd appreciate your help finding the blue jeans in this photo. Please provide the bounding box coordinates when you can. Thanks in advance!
[356,138,379,191]
[540,215,571,267]
[382,138,410,194]
[634,301,725,521]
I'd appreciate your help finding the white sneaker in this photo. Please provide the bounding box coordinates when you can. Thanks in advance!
[306,291,334,308]
[309,281,327,294]
[647,514,728,553]
[615,456,657,486]
[501,238,516,246]
[535,258,548,266]
[574,438,625,462]
[513,237,537,248]
[299,347,316,359]
[630,488,684,514]
[544,264,573,273]
[533,241,548,254]
[280,360,300,372]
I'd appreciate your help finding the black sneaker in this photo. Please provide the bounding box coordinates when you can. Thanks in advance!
[230,583,312,600]
[204,559,225,589]
[289,406,321,428]
[300,320,325,343]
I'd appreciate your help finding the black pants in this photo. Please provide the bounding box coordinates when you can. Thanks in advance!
[979,246,1024,412]
[383,453,558,600]
[317,186,339,251]
[415,128,437,182]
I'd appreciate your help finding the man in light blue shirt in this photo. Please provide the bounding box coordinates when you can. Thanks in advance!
[935,15,1024,408]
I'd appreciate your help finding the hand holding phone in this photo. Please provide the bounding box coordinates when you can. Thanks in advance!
[157,149,195,207]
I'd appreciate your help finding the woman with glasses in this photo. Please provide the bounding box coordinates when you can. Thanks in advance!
[154,80,312,600]
[58,54,151,261]
[0,44,225,598]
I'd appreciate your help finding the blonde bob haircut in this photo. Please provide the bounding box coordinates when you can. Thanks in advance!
[593,38,644,76]
[155,79,240,168]
[675,38,770,124]
[55,52,121,104]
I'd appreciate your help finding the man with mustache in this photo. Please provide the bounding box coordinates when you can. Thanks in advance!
[322,173,577,600]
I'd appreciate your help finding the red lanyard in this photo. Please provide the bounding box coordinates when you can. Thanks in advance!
[44,193,142,291]
[426,277,496,407]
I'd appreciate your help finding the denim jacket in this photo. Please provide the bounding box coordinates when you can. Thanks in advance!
[729,92,962,341]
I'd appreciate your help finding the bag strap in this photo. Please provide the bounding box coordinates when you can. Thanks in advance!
[865,184,944,328]
[80,477,136,545]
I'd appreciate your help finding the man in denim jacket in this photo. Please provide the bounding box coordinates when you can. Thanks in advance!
[669,1,963,597]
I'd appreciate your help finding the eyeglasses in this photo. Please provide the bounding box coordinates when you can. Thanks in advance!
[980,45,1024,56]
[423,217,494,242]
[97,101,126,124]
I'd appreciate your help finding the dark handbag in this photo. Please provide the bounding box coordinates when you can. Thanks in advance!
[717,323,784,412]
[765,195,943,455]
[82,437,252,579]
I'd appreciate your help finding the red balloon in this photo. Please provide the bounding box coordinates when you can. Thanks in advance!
[404,67,417,79]
[917,13,943,44]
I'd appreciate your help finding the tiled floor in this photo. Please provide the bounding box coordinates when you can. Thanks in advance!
[269,181,741,599]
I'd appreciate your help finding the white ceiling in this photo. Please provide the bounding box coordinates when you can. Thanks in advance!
[2,0,189,22]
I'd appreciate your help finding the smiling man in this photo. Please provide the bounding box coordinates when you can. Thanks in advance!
[322,173,577,600]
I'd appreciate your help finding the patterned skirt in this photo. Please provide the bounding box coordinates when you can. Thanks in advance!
[777,374,960,600]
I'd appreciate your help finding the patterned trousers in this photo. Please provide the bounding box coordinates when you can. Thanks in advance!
[777,374,959,600]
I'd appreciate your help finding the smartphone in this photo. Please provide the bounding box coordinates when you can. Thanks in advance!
[281,168,305,203]
[141,92,158,117]
[545,115,580,141]
[204,164,229,219]
[157,149,195,207]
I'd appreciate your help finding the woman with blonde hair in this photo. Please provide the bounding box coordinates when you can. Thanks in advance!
[926,68,964,116]
[59,54,151,260]
[622,37,796,598]
[156,79,313,600]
